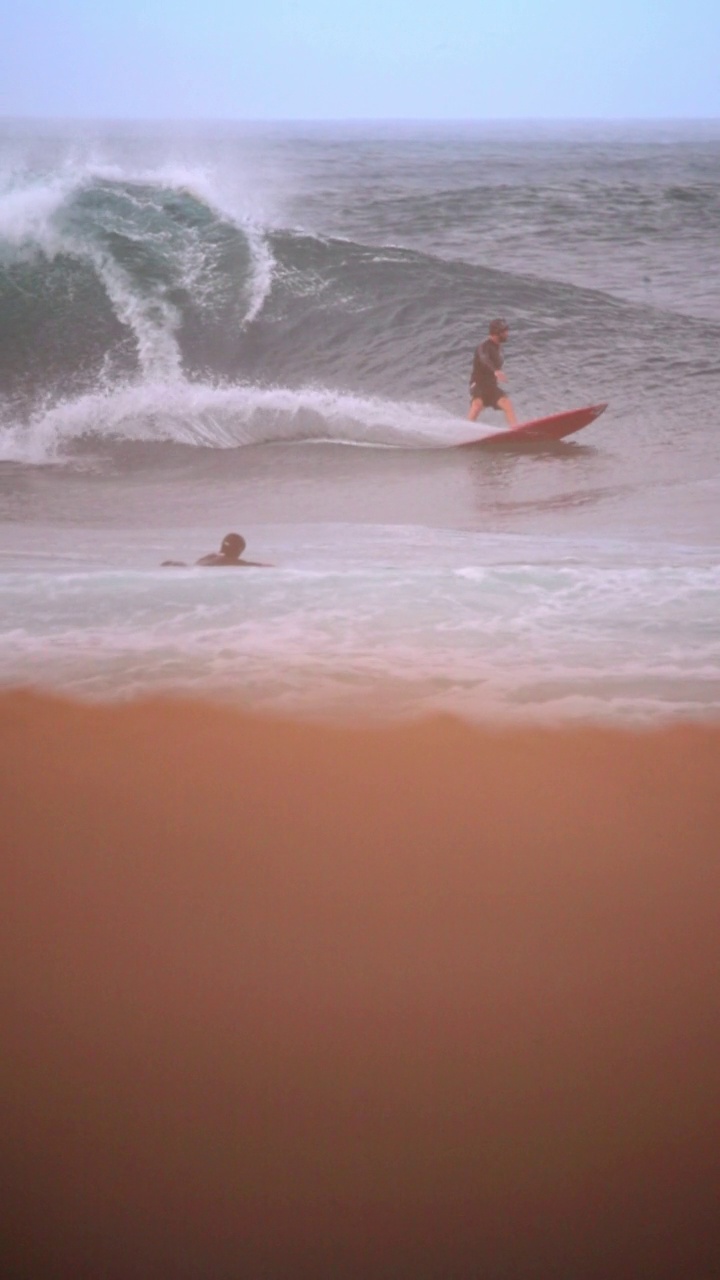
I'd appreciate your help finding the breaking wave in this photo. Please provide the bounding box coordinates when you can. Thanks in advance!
[1,152,717,466]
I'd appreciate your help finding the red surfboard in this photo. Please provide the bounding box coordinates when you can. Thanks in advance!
[459,402,608,447]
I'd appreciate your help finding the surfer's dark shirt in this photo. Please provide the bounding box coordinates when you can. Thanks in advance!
[471,337,503,385]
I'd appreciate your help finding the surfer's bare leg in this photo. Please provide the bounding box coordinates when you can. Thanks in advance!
[468,397,484,422]
[498,395,518,427]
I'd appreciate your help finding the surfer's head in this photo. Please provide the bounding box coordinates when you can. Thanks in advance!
[489,318,509,341]
[220,532,246,561]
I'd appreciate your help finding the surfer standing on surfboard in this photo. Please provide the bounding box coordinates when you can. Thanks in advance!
[468,319,518,426]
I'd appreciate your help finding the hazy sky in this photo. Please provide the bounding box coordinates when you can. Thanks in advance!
[3,0,718,119]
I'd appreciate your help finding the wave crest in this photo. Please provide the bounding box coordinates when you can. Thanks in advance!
[0,164,275,401]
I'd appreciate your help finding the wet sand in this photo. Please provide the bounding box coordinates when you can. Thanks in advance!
[2,690,719,1278]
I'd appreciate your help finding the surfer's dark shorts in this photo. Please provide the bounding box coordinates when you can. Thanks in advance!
[469,377,505,410]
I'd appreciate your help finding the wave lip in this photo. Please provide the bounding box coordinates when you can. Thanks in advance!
[0,163,276,406]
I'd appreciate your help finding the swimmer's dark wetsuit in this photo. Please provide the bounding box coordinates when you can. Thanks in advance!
[195,553,264,567]
[161,553,268,567]
[470,338,505,409]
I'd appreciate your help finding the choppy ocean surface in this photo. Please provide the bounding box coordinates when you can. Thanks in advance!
[2,119,719,723]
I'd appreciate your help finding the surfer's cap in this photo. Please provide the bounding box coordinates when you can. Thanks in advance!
[489,318,509,337]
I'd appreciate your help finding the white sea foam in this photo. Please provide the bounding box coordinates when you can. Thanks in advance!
[2,554,720,725]
[0,375,482,465]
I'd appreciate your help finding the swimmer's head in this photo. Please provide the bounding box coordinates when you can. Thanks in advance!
[220,532,246,560]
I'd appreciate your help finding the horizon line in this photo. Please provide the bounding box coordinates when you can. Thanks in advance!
[1,114,719,126]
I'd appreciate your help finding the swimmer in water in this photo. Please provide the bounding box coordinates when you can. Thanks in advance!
[161,532,270,567]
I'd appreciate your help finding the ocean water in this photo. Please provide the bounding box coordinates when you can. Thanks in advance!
[1,118,719,724]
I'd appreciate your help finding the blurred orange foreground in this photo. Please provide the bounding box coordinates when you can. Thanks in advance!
[2,691,719,1278]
